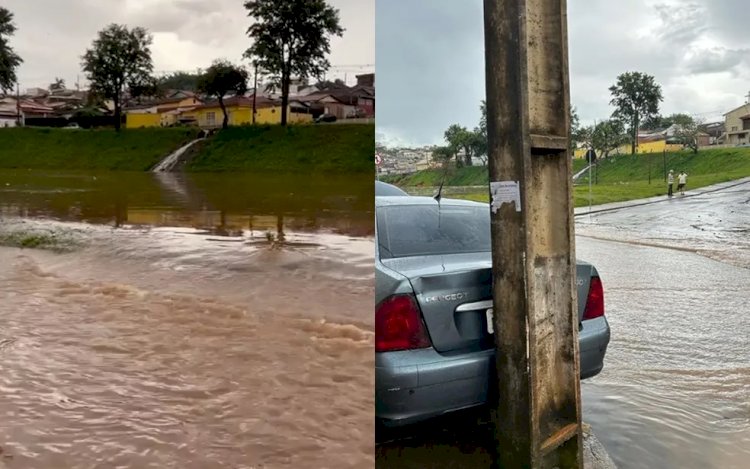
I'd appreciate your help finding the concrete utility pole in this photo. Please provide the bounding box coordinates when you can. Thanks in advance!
[483,0,583,467]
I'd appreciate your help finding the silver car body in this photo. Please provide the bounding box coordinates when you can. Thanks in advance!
[375,194,610,427]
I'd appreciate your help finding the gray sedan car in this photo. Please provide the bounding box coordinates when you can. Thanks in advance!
[375,192,610,427]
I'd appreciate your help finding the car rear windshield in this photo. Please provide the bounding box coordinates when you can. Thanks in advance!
[377,204,491,258]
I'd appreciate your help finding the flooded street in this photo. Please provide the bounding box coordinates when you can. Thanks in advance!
[378,182,750,469]
[577,182,750,469]
[0,170,374,468]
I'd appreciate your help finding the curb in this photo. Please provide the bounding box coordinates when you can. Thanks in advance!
[583,423,617,469]
[574,177,750,217]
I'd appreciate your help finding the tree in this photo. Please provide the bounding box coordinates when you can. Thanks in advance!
[673,116,703,154]
[50,77,65,91]
[431,146,453,165]
[314,78,346,90]
[641,114,665,131]
[609,72,663,154]
[591,119,627,158]
[643,113,694,131]
[81,24,155,131]
[0,7,23,93]
[570,106,582,151]
[158,71,201,92]
[472,100,489,165]
[197,60,249,129]
[666,113,694,129]
[244,0,344,126]
[577,124,594,152]
[444,124,474,166]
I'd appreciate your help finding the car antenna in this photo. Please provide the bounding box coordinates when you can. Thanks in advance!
[434,163,451,240]
[434,162,450,202]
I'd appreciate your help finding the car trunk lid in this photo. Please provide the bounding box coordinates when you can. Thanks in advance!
[381,253,592,353]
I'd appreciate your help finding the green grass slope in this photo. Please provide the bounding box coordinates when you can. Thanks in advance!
[0,127,199,171]
[186,124,375,173]
[388,147,750,207]
[383,159,589,186]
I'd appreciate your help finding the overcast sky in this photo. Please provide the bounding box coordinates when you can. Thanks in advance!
[4,0,373,90]
[376,0,750,147]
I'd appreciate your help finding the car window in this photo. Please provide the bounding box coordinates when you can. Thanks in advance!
[375,181,408,196]
[378,204,491,258]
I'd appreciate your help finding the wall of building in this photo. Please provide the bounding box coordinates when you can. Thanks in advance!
[574,140,683,158]
[724,104,750,145]
[0,116,19,127]
[126,113,161,128]
[190,106,313,127]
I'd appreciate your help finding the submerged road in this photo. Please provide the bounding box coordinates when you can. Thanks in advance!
[378,182,750,468]
[577,181,750,469]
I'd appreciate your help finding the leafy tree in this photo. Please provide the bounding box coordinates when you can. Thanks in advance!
[570,106,583,151]
[81,24,155,131]
[609,72,663,154]
[50,77,65,91]
[314,78,346,90]
[641,114,665,131]
[472,101,488,165]
[643,113,694,131]
[197,60,249,129]
[665,113,694,129]
[0,7,23,93]
[244,0,344,126]
[577,124,594,151]
[591,119,627,158]
[479,100,487,137]
[431,146,454,165]
[673,116,703,154]
[471,129,487,166]
[129,75,160,102]
[158,71,201,92]
[444,124,474,167]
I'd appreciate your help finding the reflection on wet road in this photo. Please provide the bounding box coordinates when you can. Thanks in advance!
[577,182,750,269]
[577,182,750,469]
[0,170,374,468]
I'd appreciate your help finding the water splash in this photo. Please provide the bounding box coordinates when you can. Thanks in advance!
[152,138,204,172]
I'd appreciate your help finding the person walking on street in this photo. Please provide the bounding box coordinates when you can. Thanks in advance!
[678,171,688,195]
[667,169,675,197]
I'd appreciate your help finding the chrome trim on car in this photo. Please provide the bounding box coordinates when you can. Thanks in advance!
[455,299,493,312]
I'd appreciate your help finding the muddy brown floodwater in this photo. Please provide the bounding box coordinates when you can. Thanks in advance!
[0,170,374,468]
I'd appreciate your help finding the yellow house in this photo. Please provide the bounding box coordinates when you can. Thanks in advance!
[574,138,683,158]
[125,96,202,129]
[185,96,313,128]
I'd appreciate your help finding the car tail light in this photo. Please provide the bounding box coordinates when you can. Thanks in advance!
[375,294,431,352]
[582,276,605,320]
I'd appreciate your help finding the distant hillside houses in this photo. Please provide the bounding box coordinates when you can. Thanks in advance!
[0,86,100,127]
[377,146,438,175]
[122,73,374,129]
[0,72,375,129]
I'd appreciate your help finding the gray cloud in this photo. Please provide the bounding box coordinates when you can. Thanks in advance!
[653,3,708,46]
[4,0,373,89]
[683,47,750,74]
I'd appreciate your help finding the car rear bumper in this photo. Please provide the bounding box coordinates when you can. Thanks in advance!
[376,316,610,427]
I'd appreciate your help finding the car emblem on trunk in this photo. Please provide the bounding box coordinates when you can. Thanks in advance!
[423,292,468,303]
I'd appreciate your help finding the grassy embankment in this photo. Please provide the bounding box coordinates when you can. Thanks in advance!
[0,124,375,173]
[384,148,750,206]
[185,124,374,172]
[0,127,200,171]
